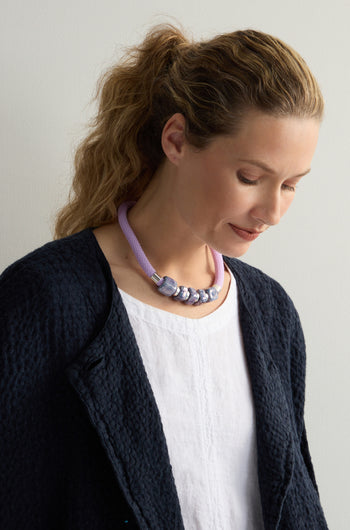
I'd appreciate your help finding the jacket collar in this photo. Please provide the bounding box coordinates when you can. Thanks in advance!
[66,255,294,529]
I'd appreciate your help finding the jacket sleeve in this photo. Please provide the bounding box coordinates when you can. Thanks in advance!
[0,259,57,527]
[289,307,320,495]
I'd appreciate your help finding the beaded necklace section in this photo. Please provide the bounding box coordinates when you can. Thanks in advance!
[117,201,225,306]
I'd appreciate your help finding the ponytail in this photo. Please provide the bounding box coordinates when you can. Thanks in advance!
[54,25,188,239]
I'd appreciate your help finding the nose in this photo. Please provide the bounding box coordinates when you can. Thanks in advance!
[252,190,281,227]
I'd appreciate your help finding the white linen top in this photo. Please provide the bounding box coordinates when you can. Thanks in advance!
[119,270,264,530]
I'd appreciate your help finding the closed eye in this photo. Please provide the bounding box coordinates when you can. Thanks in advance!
[238,171,299,192]
[282,183,296,192]
[237,172,257,185]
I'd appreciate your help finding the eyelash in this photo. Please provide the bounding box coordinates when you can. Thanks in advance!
[237,173,296,192]
[282,184,296,192]
[237,173,257,186]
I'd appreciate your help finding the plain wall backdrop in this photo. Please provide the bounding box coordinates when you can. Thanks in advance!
[1,0,349,528]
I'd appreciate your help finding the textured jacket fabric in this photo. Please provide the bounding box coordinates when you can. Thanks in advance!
[0,228,328,529]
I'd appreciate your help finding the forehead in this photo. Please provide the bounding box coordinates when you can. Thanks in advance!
[210,112,319,173]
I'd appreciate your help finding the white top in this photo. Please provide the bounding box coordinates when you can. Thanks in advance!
[119,270,264,530]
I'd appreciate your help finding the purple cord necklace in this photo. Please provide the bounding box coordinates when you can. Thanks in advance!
[117,201,225,306]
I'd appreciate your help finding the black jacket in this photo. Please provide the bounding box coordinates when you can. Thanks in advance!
[0,229,328,529]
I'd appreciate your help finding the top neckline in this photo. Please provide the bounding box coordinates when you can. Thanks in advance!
[118,267,237,330]
[86,227,238,323]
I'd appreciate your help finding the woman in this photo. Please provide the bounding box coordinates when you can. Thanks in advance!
[0,25,328,529]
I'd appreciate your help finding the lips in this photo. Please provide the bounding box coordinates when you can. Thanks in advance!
[229,224,263,241]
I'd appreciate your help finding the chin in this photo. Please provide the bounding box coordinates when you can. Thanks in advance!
[213,243,251,259]
[224,248,250,258]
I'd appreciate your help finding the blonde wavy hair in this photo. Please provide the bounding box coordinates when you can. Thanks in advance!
[54,24,324,239]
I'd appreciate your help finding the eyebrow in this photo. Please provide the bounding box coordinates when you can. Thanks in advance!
[237,158,311,178]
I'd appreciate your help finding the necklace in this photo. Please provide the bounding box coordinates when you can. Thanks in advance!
[117,201,225,305]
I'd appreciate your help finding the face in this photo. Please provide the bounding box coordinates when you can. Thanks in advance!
[168,111,320,258]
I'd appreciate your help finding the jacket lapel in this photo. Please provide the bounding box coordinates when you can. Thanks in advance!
[231,261,295,529]
[66,256,294,530]
[65,285,184,530]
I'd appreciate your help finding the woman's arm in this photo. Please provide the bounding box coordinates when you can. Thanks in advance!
[289,307,320,494]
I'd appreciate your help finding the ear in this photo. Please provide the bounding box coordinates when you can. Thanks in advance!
[161,113,187,166]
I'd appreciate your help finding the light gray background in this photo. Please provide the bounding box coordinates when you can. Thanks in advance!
[1,1,348,528]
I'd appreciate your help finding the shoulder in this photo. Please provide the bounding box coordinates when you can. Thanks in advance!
[225,256,299,329]
[1,229,109,296]
[2,228,102,277]
[1,229,113,341]
[225,256,293,302]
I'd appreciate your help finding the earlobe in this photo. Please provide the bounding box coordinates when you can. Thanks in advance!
[161,113,187,166]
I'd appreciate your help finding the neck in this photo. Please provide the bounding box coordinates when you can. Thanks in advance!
[120,169,216,287]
